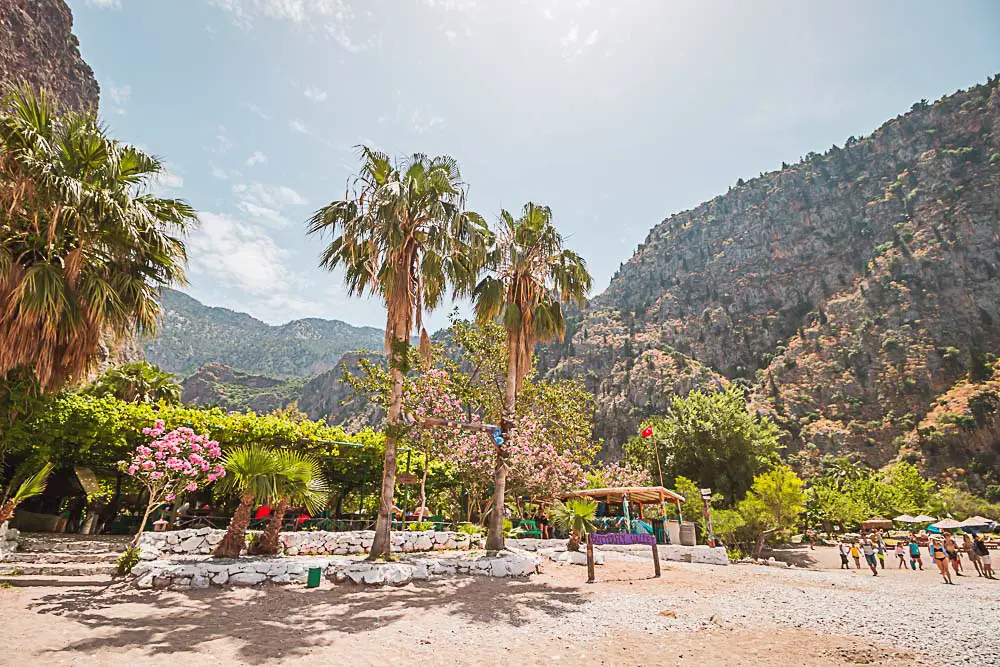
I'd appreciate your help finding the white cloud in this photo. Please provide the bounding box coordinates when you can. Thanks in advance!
[210,125,233,154]
[411,109,444,134]
[209,0,381,53]
[87,0,121,8]
[187,212,303,296]
[237,201,289,228]
[289,119,309,134]
[559,23,599,60]
[150,169,184,192]
[246,151,268,166]
[245,103,271,120]
[231,182,308,228]
[304,86,328,102]
[210,164,229,180]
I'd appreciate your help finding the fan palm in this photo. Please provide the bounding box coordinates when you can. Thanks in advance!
[84,361,181,404]
[252,450,330,555]
[0,462,53,524]
[212,445,282,559]
[473,203,592,550]
[551,499,598,551]
[0,84,195,393]
[307,146,490,560]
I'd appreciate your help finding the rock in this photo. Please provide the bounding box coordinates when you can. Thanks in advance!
[165,533,180,546]
[179,536,203,552]
[138,546,159,561]
[211,571,229,585]
[382,564,413,586]
[229,572,266,586]
[152,576,172,590]
[361,568,384,585]
[136,573,154,589]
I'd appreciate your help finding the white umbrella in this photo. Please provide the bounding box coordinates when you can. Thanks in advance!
[913,514,937,522]
[893,514,917,523]
[958,515,994,528]
[930,518,964,530]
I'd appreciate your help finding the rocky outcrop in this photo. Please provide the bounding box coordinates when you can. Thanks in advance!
[296,351,384,429]
[0,0,99,111]
[547,75,1000,479]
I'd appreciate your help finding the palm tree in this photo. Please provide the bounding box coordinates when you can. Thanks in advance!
[307,146,490,560]
[252,450,329,556]
[212,445,281,559]
[473,203,592,550]
[85,361,181,404]
[0,84,195,393]
[0,462,53,524]
[551,499,597,551]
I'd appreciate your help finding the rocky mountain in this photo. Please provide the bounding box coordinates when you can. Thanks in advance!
[546,75,1000,489]
[0,0,99,112]
[143,289,384,378]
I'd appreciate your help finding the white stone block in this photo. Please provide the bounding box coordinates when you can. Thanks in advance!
[229,572,266,586]
[191,575,210,589]
[211,571,229,585]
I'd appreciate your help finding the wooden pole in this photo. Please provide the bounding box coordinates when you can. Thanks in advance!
[586,533,596,584]
[651,541,661,577]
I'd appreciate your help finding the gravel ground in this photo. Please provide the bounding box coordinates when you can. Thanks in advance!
[0,548,996,666]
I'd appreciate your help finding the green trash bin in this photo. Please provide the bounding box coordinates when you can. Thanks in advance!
[306,567,322,589]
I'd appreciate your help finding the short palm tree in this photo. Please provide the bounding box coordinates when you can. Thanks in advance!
[307,146,490,560]
[473,203,592,550]
[252,451,329,556]
[0,84,195,393]
[212,445,281,559]
[0,462,53,524]
[551,499,598,551]
[85,361,181,404]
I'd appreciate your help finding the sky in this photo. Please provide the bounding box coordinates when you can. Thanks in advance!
[70,0,1000,330]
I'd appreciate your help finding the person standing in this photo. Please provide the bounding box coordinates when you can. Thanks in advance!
[839,541,851,569]
[908,537,923,571]
[964,534,984,577]
[895,541,907,568]
[943,532,963,576]
[930,537,953,584]
[861,536,878,576]
[850,541,862,569]
[875,533,886,570]
[973,534,995,579]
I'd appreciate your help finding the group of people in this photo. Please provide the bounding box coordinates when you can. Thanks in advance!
[839,530,995,583]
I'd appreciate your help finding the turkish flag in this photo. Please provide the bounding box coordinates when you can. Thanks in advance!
[641,425,653,438]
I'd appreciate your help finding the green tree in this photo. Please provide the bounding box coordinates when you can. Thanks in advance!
[253,450,330,555]
[0,85,195,392]
[737,465,805,558]
[308,148,489,560]
[805,482,867,531]
[212,445,282,559]
[550,498,597,551]
[473,202,592,550]
[625,385,780,505]
[84,362,181,404]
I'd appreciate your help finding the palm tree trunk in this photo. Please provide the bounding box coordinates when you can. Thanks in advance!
[368,333,405,561]
[486,338,519,552]
[0,500,17,525]
[254,498,288,556]
[214,492,255,558]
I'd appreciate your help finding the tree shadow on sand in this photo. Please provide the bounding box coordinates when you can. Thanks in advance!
[28,577,586,664]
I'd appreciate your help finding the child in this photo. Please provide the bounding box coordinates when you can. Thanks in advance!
[895,541,906,568]
[839,541,851,569]
[908,537,923,571]
[850,541,861,569]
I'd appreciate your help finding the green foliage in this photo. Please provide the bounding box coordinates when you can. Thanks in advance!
[457,523,482,536]
[0,461,54,523]
[805,461,937,530]
[624,385,781,505]
[551,498,597,549]
[710,508,746,545]
[408,521,434,531]
[115,546,140,577]
[929,485,1000,519]
[84,362,181,405]
[215,445,283,502]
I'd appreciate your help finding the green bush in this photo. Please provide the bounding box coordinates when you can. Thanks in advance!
[407,521,434,531]
[116,546,140,577]
[457,523,482,536]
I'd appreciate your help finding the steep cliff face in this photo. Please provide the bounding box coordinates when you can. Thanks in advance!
[549,75,1000,478]
[0,0,99,111]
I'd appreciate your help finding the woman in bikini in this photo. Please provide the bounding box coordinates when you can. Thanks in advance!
[943,532,963,576]
[930,537,953,584]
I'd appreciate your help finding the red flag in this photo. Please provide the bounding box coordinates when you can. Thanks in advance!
[641,425,653,438]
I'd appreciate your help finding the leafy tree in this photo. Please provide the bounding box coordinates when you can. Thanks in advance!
[473,202,592,550]
[308,147,490,560]
[84,362,181,404]
[551,498,597,551]
[624,385,780,505]
[0,84,195,392]
[710,508,745,546]
[737,465,805,558]
[672,475,706,528]
[213,445,282,559]
[253,450,329,555]
[805,482,867,531]
[585,461,651,489]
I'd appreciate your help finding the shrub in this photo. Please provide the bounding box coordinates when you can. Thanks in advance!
[408,521,434,531]
[116,546,141,577]
[457,523,482,536]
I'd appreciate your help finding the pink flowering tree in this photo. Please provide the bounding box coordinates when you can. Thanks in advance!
[118,419,224,548]
[506,414,585,502]
[585,461,653,489]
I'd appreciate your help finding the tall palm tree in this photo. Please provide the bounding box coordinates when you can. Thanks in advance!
[0,84,195,393]
[252,450,329,556]
[307,146,490,560]
[212,445,281,559]
[85,361,181,404]
[473,203,591,550]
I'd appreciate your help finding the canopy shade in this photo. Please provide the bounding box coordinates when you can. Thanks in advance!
[893,514,918,523]
[958,515,994,528]
[861,518,892,529]
[563,486,685,505]
[913,515,938,522]
[930,518,964,530]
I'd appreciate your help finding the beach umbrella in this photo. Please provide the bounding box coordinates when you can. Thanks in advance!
[958,515,994,528]
[930,518,964,530]
[913,514,937,522]
[893,514,917,523]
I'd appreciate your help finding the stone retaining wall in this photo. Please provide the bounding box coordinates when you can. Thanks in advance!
[132,556,331,590]
[327,551,541,586]
[598,543,730,566]
[138,528,484,560]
